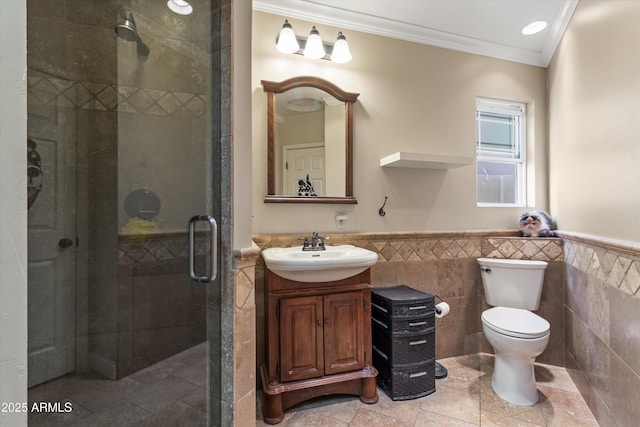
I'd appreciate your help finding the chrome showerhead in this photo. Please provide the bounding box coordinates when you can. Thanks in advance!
[115,12,150,56]
[116,12,139,41]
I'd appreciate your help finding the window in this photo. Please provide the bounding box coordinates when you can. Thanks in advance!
[476,98,525,206]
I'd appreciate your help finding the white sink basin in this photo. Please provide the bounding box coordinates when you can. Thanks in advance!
[262,245,378,283]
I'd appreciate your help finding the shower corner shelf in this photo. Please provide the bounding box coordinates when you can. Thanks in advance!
[380,152,473,170]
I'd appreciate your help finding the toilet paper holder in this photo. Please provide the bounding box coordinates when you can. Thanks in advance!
[433,294,449,379]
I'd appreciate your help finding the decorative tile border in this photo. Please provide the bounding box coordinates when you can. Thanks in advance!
[27,75,206,118]
[118,232,207,264]
[119,231,567,268]
[560,232,640,299]
[253,231,563,263]
[253,232,484,262]
[369,237,482,262]
[482,237,564,262]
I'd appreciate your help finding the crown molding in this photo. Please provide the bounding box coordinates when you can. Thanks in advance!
[541,0,579,66]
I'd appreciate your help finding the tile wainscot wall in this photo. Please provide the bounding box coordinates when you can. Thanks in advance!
[249,231,640,427]
[253,232,565,375]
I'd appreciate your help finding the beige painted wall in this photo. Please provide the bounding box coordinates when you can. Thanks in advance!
[252,11,549,234]
[233,0,254,250]
[0,1,28,425]
[548,0,640,244]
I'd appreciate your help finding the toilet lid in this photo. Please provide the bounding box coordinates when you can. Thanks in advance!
[482,307,550,339]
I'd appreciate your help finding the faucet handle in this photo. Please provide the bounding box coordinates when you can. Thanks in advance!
[316,234,329,247]
[297,236,310,248]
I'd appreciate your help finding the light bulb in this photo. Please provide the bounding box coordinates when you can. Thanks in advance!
[330,32,352,63]
[276,20,300,54]
[303,26,325,59]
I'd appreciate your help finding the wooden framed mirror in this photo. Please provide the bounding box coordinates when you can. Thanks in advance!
[261,76,359,204]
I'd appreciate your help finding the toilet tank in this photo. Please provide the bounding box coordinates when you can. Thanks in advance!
[477,257,548,310]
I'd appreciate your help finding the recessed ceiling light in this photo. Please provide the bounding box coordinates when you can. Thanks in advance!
[167,0,193,15]
[522,21,548,35]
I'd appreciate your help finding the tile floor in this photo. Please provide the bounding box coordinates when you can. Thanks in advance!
[28,343,208,427]
[29,345,599,426]
[261,353,600,427]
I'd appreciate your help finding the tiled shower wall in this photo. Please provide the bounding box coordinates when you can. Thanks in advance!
[117,233,208,378]
[253,232,566,376]
[562,233,640,427]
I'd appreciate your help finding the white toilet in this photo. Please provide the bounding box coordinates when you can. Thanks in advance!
[477,257,550,406]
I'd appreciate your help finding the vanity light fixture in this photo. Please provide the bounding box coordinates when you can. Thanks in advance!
[167,0,193,15]
[521,20,547,35]
[275,19,352,63]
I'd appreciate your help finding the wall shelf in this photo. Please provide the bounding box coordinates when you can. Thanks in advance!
[380,152,473,170]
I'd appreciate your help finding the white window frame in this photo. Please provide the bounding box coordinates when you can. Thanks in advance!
[476,97,526,207]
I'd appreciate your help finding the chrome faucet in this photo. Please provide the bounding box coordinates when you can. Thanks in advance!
[300,232,328,251]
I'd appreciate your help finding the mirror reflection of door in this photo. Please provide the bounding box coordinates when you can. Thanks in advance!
[284,143,325,196]
[275,87,345,197]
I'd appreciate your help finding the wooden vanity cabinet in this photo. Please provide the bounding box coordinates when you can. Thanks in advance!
[261,269,378,424]
[279,291,365,381]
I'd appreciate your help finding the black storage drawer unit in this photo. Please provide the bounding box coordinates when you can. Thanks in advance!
[371,285,436,400]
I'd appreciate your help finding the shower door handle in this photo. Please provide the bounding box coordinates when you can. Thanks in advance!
[188,215,218,283]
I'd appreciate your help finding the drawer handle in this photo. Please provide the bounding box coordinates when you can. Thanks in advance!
[372,345,389,360]
[409,340,427,346]
[409,371,427,379]
[409,321,427,327]
[372,317,388,329]
[409,305,427,310]
[371,302,387,313]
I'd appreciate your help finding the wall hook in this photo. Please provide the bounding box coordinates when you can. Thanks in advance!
[378,196,388,216]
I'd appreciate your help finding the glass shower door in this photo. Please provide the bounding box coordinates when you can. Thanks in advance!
[27,1,224,425]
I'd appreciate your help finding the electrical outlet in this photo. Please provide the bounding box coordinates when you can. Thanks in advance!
[336,214,348,230]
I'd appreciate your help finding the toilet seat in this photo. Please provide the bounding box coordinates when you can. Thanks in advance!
[482,307,549,339]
